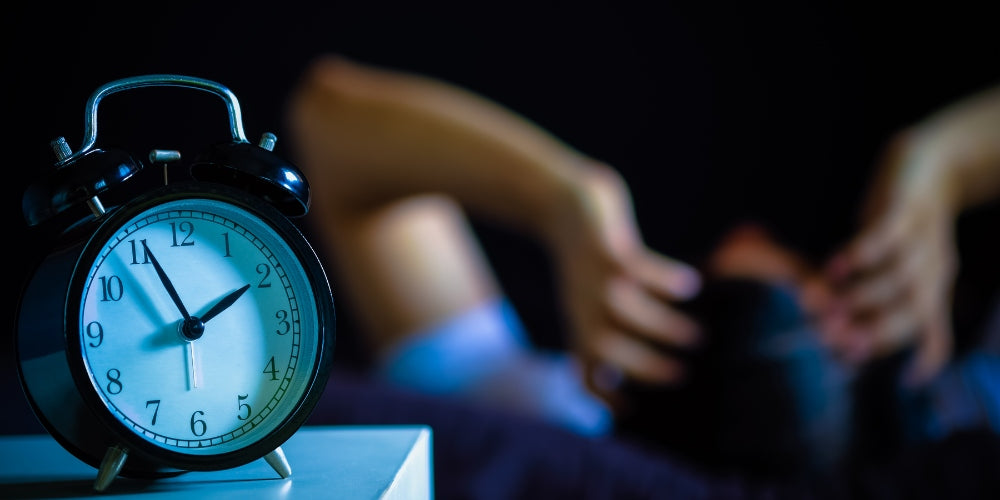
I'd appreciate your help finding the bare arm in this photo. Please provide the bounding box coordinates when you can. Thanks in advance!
[286,56,701,399]
[287,55,585,237]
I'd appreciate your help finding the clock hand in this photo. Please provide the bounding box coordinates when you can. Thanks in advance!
[181,284,249,391]
[200,284,251,324]
[142,241,191,321]
[142,241,203,341]
[187,343,199,389]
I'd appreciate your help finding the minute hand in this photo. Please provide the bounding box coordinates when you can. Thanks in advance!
[143,241,191,320]
[200,284,252,324]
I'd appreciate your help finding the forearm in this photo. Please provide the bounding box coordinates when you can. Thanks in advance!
[286,55,592,243]
[903,83,1000,213]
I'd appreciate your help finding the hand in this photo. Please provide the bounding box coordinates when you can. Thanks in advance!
[200,284,251,323]
[821,132,957,386]
[548,162,702,408]
[822,86,1000,385]
[181,286,250,391]
[142,241,204,388]
[143,241,192,321]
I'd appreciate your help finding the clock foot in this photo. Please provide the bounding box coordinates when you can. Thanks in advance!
[94,445,129,491]
[264,446,292,478]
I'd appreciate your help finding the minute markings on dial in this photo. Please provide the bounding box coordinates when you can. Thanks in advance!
[82,201,313,454]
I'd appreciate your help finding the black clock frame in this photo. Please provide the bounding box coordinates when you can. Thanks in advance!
[16,182,336,476]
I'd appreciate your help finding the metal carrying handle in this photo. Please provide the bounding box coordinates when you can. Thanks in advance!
[58,74,248,166]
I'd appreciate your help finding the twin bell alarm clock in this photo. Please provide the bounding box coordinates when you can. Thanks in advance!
[14,75,336,491]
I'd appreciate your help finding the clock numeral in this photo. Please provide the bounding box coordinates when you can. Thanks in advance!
[98,275,124,302]
[146,399,161,425]
[237,394,251,421]
[170,221,195,247]
[85,321,104,347]
[190,410,207,436]
[256,263,272,288]
[127,239,151,265]
[106,368,123,395]
[263,357,279,380]
[275,310,291,336]
[222,232,232,257]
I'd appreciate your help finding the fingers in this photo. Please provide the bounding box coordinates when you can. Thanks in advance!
[592,249,702,369]
[564,236,707,409]
[601,250,702,373]
[591,330,685,383]
[831,238,935,319]
[573,254,702,406]
[822,302,920,363]
[827,213,910,283]
[578,330,685,413]
[822,211,956,377]
[576,272,697,388]
[826,300,952,384]
[630,251,701,302]
[821,264,922,366]
[905,310,953,386]
[605,276,701,349]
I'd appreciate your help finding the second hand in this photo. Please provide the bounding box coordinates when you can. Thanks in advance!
[187,342,199,389]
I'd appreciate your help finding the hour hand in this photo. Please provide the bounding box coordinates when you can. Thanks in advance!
[200,284,252,324]
[142,241,191,320]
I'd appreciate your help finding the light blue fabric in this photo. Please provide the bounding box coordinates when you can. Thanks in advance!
[377,298,613,436]
[922,350,1000,439]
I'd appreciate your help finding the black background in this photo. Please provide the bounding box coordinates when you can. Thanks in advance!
[4,1,1000,430]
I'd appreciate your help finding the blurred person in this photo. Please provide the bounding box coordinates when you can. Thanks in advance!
[286,55,1000,485]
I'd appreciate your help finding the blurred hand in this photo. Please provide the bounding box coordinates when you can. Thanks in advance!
[819,86,1000,386]
[547,163,702,408]
[822,132,958,386]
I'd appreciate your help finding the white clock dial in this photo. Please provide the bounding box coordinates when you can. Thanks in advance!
[79,197,319,455]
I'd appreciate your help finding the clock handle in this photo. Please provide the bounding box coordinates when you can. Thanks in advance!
[94,445,129,492]
[264,446,292,479]
[57,74,249,167]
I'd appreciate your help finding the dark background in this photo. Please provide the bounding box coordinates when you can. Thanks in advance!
[4,1,1000,430]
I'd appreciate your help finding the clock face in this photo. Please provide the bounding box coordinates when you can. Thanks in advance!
[74,193,323,458]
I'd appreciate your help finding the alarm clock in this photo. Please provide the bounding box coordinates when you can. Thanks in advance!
[15,75,335,492]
